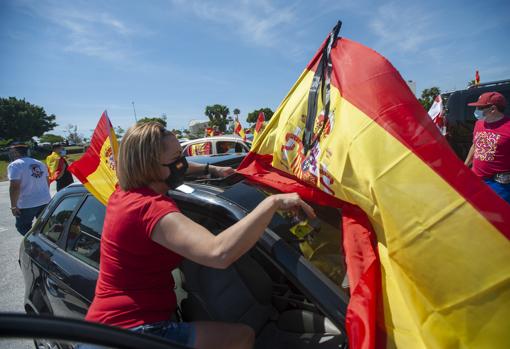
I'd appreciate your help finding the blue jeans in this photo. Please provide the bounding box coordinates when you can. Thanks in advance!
[74,321,195,349]
[484,178,510,204]
[15,204,46,236]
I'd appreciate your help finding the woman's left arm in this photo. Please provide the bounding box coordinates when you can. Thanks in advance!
[187,161,235,177]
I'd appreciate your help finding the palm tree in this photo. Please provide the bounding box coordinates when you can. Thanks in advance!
[233,108,240,119]
[204,104,230,132]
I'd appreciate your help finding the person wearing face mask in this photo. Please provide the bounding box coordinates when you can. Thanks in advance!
[464,92,510,204]
[46,143,74,191]
[82,122,316,349]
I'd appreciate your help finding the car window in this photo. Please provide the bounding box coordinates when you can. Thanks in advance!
[221,181,347,293]
[186,142,212,155]
[216,141,237,154]
[41,196,82,243]
[66,196,105,268]
[235,142,248,153]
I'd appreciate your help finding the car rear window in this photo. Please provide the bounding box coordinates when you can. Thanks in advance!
[66,196,105,268]
[41,196,82,243]
[186,142,212,156]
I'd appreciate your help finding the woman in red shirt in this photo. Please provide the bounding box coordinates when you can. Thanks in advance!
[84,122,316,349]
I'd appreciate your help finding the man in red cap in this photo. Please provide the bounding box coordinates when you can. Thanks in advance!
[465,92,510,204]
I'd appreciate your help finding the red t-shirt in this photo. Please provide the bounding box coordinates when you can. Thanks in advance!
[85,187,181,328]
[472,116,510,178]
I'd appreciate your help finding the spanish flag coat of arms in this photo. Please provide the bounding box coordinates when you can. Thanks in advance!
[238,22,510,349]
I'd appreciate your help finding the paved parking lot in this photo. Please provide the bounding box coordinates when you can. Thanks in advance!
[0,180,57,349]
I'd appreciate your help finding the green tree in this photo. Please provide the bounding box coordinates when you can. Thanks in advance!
[171,129,182,137]
[418,87,441,111]
[65,124,83,145]
[40,133,65,144]
[114,126,125,139]
[247,108,274,124]
[0,97,57,141]
[204,104,230,132]
[137,116,167,127]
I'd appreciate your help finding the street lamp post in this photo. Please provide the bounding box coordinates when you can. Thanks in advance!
[132,101,138,122]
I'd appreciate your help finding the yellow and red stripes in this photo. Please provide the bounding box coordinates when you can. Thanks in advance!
[68,112,118,205]
[238,37,510,349]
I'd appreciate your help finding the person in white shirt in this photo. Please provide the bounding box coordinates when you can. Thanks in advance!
[7,143,51,235]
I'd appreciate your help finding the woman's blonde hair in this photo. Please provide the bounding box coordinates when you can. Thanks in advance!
[117,122,171,190]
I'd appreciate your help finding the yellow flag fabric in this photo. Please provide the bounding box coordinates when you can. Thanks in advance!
[68,112,118,205]
[46,151,63,182]
[239,34,510,349]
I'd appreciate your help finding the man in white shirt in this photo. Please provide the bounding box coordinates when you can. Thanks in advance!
[8,143,51,235]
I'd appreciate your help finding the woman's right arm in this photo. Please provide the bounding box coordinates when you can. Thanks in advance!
[151,193,315,269]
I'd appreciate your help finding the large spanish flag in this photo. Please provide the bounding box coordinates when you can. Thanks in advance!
[68,111,118,205]
[238,22,510,349]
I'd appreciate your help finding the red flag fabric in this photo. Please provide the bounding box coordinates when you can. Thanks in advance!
[68,111,118,205]
[234,117,246,141]
[238,22,510,349]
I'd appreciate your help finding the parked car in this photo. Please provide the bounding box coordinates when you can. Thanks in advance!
[184,153,247,177]
[180,136,251,156]
[19,174,349,348]
[443,78,510,160]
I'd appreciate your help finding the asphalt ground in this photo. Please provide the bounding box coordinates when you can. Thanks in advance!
[0,180,57,349]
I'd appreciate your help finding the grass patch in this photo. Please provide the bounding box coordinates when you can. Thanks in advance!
[0,160,8,181]
[66,153,84,163]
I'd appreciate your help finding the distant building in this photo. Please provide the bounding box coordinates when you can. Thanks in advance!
[406,80,417,95]
[188,119,209,137]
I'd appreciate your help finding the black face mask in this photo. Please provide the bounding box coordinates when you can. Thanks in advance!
[162,156,189,189]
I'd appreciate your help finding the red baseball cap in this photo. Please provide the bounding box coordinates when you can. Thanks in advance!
[467,91,507,109]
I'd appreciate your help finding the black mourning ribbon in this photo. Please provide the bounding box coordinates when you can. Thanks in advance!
[302,21,342,155]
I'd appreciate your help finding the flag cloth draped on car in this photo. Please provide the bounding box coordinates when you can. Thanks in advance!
[68,111,119,205]
[237,21,510,349]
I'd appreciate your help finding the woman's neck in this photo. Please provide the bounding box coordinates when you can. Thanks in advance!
[148,181,168,194]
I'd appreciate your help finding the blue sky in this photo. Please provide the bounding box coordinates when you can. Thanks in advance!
[1,0,509,138]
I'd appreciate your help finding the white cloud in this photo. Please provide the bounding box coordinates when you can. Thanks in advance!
[170,0,299,51]
[369,2,440,53]
[14,0,137,63]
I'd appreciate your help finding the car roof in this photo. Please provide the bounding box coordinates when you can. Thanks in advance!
[181,136,246,146]
[186,153,246,164]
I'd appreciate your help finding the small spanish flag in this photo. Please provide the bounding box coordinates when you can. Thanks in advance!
[234,117,246,141]
[238,22,510,349]
[475,70,480,85]
[46,152,66,182]
[205,127,215,137]
[68,111,119,205]
[253,111,266,142]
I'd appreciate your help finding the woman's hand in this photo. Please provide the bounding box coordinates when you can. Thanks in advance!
[211,165,235,177]
[270,193,316,219]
